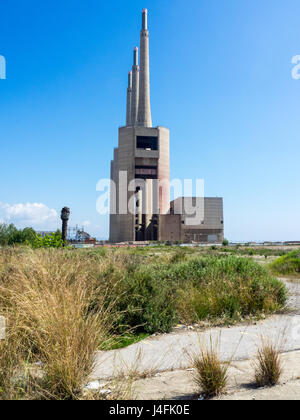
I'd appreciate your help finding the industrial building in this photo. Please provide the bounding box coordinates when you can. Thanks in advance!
[109,9,224,244]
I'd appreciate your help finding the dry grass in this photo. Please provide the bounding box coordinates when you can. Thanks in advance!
[0,247,113,399]
[253,339,283,387]
[189,339,229,399]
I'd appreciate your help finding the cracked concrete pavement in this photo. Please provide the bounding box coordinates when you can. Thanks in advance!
[91,278,300,400]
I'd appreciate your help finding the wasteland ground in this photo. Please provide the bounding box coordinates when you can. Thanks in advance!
[0,244,299,400]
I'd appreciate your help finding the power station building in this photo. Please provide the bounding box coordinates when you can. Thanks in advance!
[109,9,224,244]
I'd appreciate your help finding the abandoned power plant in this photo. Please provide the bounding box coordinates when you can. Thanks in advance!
[109,9,224,244]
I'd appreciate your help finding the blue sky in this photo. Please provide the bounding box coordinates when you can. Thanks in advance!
[0,0,299,241]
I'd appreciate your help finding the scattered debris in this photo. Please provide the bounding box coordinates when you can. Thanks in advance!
[84,381,101,391]
[99,388,112,395]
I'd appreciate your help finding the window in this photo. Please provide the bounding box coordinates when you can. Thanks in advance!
[135,166,158,179]
[136,136,158,151]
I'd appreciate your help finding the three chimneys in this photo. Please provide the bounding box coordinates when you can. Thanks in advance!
[126,9,152,128]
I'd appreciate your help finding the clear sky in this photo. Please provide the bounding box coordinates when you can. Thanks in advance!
[0,0,300,241]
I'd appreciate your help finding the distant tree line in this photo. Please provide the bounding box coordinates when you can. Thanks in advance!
[0,223,64,248]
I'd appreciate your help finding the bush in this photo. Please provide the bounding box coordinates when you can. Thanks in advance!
[175,256,287,323]
[222,239,229,247]
[97,254,287,334]
[0,223,64,249]
[0,224,37,246]
[30,231,64,249]
[269,250,300,275]
[102,265,178,334]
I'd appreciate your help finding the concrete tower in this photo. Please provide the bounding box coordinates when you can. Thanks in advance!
[109,9,224,244]
[137,9,152,127]
[109,9,170,243]
[126,71,132,126]
[131,47,139,126]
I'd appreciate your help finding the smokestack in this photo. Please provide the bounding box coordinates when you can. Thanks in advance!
[131,47,139,126]
[137,9,152,127]
[126,71,132,126]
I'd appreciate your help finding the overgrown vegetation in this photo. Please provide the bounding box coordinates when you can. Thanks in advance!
[0,246,287,399]
[218,246,291,257]
[92,251,287,334]
[0,249,112,399]
[269,250,300,276]
[174,257,286,324]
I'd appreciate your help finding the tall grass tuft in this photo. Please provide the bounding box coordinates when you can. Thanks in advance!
[253,339,283,388]
[0,248,112,399]
[190,339,228,399]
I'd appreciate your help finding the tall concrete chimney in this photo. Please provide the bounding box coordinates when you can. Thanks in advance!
[131,47,139,126]
[137,9,152,127]
[126,71,132,126]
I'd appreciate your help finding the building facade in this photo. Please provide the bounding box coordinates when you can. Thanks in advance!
[159,198,224,243]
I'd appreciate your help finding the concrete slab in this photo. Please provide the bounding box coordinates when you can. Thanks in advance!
[92,314,300,380]
[92,278,300,382]
[133,350,300,400]
[217,381,300,401]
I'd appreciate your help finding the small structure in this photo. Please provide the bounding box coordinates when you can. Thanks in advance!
[74,229,96,245]
[61,207,70,245]
[67,226,96,245]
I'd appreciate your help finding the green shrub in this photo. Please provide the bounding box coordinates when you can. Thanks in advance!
[108,267,178,334]
[31,231,64,249]
[222,239,229,247]
[0,224,64,249]
[169,249,188,264]
[99,254,287,334]
[0,224,37,246]
[175,256,287,323]
[269,250,300,275]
